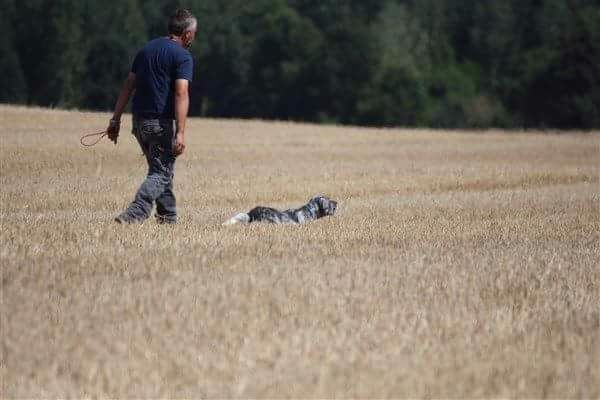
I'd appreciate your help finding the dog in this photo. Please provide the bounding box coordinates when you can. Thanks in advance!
[223,195,338,225]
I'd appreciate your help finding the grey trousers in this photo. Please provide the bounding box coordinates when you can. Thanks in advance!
[121,117,177,223]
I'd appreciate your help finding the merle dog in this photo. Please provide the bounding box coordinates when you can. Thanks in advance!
[223,195,338,225]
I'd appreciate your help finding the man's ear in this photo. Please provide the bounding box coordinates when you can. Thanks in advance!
[182,32,191,48]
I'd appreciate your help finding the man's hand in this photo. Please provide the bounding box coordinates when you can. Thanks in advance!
[173,132,185,156]
[107,119,120,144]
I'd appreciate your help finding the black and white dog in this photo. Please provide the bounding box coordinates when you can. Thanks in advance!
[223,195,338,225]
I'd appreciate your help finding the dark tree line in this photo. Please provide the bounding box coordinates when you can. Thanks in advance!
[2,0,599,128]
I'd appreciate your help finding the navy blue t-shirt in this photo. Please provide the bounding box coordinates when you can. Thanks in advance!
[131,37,194,120]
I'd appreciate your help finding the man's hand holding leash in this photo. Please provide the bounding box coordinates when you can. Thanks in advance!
[107,119,120,144]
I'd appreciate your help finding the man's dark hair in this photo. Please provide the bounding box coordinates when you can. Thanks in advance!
[168,9,197,36]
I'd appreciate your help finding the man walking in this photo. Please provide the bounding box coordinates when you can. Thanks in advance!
[107,9,196,224]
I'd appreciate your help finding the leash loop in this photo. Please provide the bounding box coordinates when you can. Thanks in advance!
[80,131,108,147]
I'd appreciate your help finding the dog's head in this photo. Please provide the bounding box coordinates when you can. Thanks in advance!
[313,195,337,218]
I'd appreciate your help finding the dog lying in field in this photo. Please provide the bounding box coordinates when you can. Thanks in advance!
[223,195,338,225]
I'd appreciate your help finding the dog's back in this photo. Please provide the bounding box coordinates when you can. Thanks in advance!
[248,206,297,224]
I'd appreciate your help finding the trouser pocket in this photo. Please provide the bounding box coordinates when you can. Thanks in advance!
[140,119,164,140]
[134,117,174,157]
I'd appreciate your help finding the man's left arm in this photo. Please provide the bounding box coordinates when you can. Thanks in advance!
[173,78,189,157]
[173,52,193,156]
[107,72,137,144]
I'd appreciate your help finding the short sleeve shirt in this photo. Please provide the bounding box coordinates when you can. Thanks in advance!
[131,37,194,120]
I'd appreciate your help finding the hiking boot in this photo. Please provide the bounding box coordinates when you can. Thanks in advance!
[155,214,177,225]
[114,213,142,224]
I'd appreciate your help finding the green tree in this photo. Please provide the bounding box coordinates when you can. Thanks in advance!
[358,2,429,126]
[242,0,325,120]
[288,0,381,123]
[81,0,147,110]
[0,0,28,103]
[4,0,599,128]
[515,0,600,128]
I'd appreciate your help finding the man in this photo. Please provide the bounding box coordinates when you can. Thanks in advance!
[107,9,197,224]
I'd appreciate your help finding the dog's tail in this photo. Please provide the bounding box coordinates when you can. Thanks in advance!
[222,212,251,226]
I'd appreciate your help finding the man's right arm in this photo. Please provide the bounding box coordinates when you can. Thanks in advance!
[107,72,136,144]
[173,79,189,156]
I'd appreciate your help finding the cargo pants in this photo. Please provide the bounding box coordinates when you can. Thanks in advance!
[120,117,177,223]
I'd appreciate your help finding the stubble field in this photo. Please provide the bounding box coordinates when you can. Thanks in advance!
[1,105,599,398]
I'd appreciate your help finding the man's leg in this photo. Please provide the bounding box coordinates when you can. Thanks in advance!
[155,175,177,223]
[116,120,175,223]
[155,120,177,223]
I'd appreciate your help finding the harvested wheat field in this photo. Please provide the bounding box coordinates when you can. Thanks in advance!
[1,105,599,398]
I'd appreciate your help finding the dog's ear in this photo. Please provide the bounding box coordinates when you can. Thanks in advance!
[310,195,324,216]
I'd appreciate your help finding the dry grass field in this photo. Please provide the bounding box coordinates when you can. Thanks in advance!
[1,105,599,398]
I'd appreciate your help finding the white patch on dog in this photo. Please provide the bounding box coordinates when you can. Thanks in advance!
[222,213,250,226]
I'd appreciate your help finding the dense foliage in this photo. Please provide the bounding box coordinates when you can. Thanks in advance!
[2,0,599,128]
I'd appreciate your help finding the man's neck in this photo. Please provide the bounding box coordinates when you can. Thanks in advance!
[168,35,184,47]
